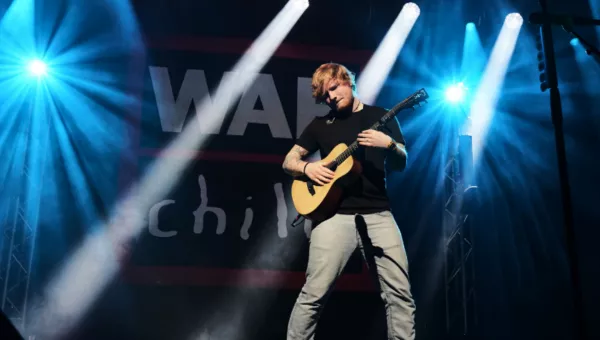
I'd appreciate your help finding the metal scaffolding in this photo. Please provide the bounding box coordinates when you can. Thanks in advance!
[0,110,48,335]
[444,134,477,338]
[1,188,36,333]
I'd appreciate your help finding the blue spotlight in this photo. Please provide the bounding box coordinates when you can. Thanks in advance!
[27,59,48,77]
[445,82,467,103]
[570,38,579,47]
[466,22,476,30]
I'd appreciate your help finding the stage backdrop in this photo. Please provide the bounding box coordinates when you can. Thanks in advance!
[52,35,448,340]
[120,37,382,291]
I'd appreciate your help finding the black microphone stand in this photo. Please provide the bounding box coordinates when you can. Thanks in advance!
[561,24,600,66]
[535,1,586,339]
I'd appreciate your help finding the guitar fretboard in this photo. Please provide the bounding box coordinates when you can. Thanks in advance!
[329,88,427,167]
[331,110,397,166]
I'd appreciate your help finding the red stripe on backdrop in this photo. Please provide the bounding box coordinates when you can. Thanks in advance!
[122,266,376,291]
[138,148,286,164]
[146,36,373,65]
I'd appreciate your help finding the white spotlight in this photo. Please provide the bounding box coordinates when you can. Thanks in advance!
[291,0,309,8]
[505,13,523,29]
[356,1,420,104]
[28,59,47,77]
[467,11,523,165]
[403,2,420,19]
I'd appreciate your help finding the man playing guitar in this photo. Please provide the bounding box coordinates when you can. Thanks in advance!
[283,63,416,340]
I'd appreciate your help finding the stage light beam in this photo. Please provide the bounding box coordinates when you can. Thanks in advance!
[505,13,523,29]
[27,59,48,77]
[403,2,421,20]
[467,12,523,165]
[445,82,467,103]
[404,2,420,19]
[356,1,420,104]
[291,0,309,7]
[27,1,309,338]
[570,38,579,47]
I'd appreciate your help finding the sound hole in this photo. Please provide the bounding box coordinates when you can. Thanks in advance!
[326,161,338,172]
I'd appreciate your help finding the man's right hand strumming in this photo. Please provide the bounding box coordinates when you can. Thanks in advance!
[304,162,334,186]
[283,144,334,185]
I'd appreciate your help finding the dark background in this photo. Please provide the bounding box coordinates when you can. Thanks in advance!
[3,0,599,339]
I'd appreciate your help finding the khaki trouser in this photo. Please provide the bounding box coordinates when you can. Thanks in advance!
[287,211,416,340]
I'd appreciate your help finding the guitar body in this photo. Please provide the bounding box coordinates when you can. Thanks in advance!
[290,88,429,223]
[291,143,362,222]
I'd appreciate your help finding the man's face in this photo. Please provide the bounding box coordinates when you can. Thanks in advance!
[321,78,354,111]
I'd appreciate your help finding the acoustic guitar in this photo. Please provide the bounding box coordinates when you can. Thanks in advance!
[291,88,429,222]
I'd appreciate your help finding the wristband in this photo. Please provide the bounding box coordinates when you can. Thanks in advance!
[387,139,396,150]
[303,162,309,174]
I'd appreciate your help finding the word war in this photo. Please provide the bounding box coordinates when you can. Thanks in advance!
[149,66,330,138]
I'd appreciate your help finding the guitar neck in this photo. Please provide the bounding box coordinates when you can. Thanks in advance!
[332,100,409,165]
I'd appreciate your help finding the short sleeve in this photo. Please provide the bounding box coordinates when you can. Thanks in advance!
[295,119,320,154]
[382,116,406,148]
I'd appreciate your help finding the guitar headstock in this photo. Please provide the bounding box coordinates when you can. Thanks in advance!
[376,88,430,126]
[401,88,429,110]
[385,88,429,117]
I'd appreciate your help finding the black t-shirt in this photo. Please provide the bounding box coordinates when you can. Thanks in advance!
[296,104,406,214]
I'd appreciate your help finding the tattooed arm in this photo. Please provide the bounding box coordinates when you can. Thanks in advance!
[282,144,310,177]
